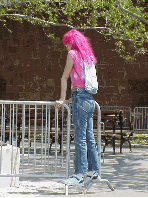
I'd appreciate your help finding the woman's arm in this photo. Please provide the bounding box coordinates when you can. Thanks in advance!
[54,53,73,108]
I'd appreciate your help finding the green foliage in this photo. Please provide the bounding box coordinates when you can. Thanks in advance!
[114,133,148,145]
[0,0,148,59]
[131,133,148,145]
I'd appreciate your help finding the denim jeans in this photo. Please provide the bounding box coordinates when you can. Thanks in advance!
[72,89,100,174]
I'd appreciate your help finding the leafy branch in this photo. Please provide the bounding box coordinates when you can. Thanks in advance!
[0,13,111,34]
[116,0,148,25]
[0,0,147,59]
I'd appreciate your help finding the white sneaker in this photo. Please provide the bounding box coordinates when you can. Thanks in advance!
[62,174,84,186]
[87,171,101,182]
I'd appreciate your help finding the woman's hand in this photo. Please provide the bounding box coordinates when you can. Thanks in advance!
[67,98,72,105]
[54,100,64,109]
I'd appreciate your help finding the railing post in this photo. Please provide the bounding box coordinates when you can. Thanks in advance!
[65,104,71,178]
[34,104,37,173]
[95,101,101,177]
[22,103,25,174]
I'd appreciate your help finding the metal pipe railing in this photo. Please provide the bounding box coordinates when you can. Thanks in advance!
[0,100,71,179]
[0,100,114,195]
[134,107,148,131]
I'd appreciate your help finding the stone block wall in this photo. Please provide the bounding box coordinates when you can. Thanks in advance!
[0,19,147,107]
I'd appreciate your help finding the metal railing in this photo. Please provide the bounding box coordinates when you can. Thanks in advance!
[0,100,71,181]
[0,100,114,195]
[133,107,148,131]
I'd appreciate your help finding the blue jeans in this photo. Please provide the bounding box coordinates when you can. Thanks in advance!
[72,89,100,174]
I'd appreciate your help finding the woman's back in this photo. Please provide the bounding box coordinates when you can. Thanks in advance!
[68,49,85,88]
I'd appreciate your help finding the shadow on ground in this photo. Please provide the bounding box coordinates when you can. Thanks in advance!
[0,147,148,196]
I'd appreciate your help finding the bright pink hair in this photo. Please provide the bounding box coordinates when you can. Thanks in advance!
[63,29,97,64]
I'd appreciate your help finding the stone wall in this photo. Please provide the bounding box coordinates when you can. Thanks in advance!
[0,19,147,107]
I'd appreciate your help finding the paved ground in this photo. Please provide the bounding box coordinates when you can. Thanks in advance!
[0,146,148,197]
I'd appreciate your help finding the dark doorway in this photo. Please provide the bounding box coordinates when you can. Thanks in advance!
[128,78,148,108]
[0,75,6,100]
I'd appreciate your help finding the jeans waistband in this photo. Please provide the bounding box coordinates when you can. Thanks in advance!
[71,86,85,93]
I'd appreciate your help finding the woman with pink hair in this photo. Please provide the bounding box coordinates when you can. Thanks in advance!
[55,29,100,186]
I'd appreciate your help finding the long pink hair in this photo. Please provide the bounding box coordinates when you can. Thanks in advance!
[63,29,97,65]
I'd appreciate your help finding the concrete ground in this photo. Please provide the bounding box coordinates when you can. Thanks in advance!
[0,146,148,197]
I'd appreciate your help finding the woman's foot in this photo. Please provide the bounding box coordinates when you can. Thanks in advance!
[83,171,100,186]
[62,173,84,186]
[87,171,101,182]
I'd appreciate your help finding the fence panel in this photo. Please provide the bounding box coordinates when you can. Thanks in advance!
[0,101,70,179]
[134,107,148,131]
[0,100,114,195]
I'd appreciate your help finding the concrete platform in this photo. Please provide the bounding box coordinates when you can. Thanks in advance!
[0,146,148,197]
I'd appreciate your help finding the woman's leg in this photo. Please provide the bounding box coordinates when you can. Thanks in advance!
[87,113,100,172]
[72,96,88,174]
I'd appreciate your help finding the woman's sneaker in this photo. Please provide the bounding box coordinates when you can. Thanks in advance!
[87,171,101,182]
[62,173,84,186]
